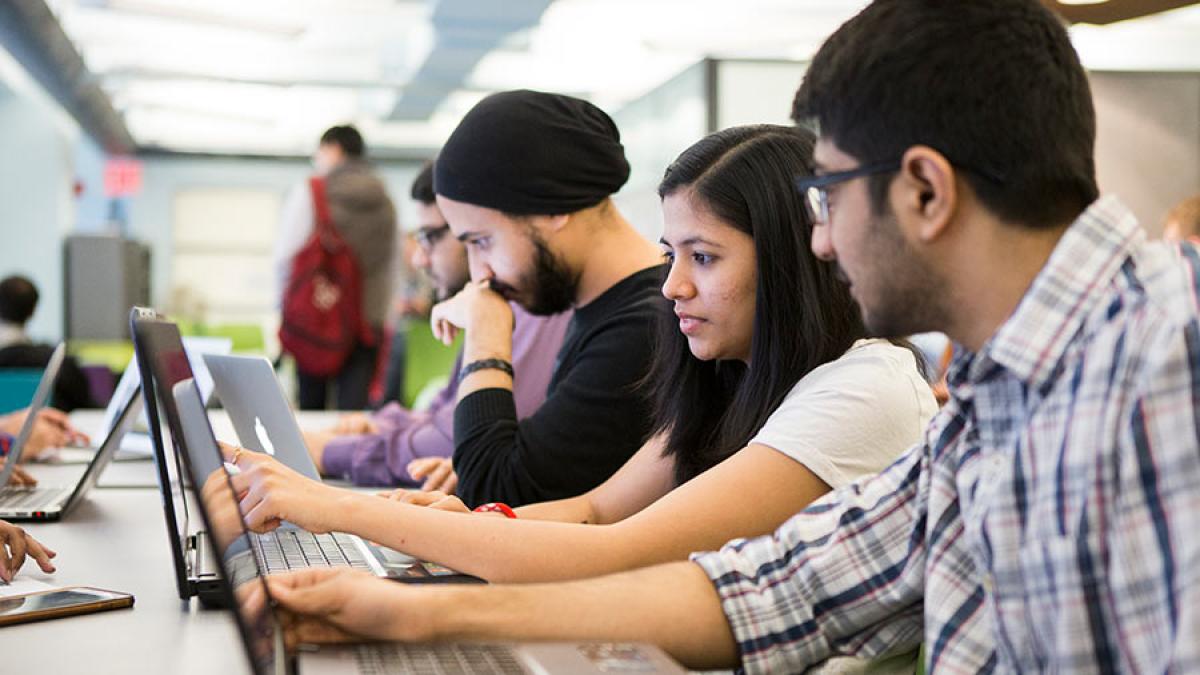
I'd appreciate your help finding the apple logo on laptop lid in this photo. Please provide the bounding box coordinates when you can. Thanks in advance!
[254,418,277,456]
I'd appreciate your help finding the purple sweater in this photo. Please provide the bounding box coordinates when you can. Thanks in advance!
[321,304,572,486]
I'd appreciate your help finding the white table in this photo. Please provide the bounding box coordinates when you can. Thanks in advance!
[2,409,350,673]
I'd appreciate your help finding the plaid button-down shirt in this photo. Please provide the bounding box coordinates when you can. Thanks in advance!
[694,196,1200,673]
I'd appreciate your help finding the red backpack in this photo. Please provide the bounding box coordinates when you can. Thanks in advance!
[279,177,374,377]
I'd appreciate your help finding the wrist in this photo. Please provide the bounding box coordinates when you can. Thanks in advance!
[464,305,514,362]
[328,490,366,530]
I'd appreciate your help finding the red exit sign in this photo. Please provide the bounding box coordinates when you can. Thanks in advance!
[104,157,143,197]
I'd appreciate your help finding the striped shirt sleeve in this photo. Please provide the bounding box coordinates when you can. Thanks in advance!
[692,440,930,672]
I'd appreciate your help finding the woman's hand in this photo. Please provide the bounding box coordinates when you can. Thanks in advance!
[222,442,355,534]
[376,487,471,514]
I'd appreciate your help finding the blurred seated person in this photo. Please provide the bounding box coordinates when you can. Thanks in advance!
[0,275,94,411]
[1163,193,1200,243]
[0,406,87,485]
[305,161,571,489]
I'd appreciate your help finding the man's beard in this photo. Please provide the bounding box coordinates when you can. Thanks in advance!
[854,210,942,340]
[490,231,578,316]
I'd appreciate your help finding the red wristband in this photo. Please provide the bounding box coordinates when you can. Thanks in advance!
[473,502,517,519]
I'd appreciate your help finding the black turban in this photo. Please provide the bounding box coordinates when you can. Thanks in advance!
[434,89,630,215]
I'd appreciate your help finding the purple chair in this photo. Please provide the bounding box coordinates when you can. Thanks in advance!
[80,364,117,408]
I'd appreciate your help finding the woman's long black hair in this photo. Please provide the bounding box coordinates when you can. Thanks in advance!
[645,124,867,485]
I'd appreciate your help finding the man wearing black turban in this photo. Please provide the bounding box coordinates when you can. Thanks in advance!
[425,89,667,507]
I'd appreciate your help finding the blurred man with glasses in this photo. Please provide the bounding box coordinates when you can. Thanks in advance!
[303,161,571,491]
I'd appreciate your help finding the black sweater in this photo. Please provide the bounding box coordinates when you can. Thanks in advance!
[453,265,667,507]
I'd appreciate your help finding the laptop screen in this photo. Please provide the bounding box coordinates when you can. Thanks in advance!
[132,310,280,675]
[131,313,196,601]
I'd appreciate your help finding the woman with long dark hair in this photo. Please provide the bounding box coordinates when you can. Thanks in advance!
[227,124,936,584]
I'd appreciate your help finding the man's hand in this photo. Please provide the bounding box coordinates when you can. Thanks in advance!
[266,568,436,646]
[0,519,56,582]
[0,408,90,460]
[330,413,378,436]
[407,457,458,494]
[429,279,513,347]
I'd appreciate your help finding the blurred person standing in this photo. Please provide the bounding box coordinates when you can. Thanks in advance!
[274,125,397,410]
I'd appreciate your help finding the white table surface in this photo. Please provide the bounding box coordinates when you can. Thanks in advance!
[2,408,349,674]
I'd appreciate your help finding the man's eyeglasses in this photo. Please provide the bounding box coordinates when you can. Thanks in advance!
[794,161,900,226]
[794,158,1006,225]
[413,223,451,251]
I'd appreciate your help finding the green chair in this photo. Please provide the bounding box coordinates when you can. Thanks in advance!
[68,340,135,374]
[402,319,462,408]
[0,368,44,415]
[206,323,266,354]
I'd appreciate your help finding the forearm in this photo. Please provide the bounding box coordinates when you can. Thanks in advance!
[456,308,515,400]
[428,562,740,671]
[330,493,649,583]
[513,494,597,523]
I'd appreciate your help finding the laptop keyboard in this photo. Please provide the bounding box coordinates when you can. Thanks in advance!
[0,487,69,510]
[252,530,372,573]
[355,643,526,675]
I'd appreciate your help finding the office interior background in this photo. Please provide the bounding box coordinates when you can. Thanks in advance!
[0,0,1197,408]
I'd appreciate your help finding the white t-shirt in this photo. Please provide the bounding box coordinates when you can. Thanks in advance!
[750,338,937,489]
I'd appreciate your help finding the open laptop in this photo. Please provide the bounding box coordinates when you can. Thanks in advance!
[202,353,322,480]
[100,335,232,458]
[130,309,467,609]
[204,352,482,583]
[0,341,140,521]
[173,364,687,675]
[130,308,227,605]
[0,379,142,522]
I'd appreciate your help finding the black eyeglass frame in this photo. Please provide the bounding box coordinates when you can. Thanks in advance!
[794,158,1006,225]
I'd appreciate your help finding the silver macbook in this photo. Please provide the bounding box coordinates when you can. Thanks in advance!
[172,368,687,675]
[202,353,321,480]
[203,352,484,583]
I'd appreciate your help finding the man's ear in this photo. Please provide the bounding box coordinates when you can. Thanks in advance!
[532,213,571,235]
[895,145,957,244]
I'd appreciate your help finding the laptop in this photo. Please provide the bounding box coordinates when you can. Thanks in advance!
[202,353,322,480]
[101,335,233,458]
[0,380,142,522]
[130,309,469,609]
[173,366,687,675]
[204,352,482,583]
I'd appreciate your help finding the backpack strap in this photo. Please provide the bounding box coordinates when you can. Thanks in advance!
[308,176,334,236]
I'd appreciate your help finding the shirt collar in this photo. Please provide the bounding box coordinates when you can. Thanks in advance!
[0,322,26,349]
[970,195,1142,387]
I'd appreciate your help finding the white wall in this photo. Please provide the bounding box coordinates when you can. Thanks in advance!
[0,85,78,343]
[126,154,421,317]
[1091,72,1200,236]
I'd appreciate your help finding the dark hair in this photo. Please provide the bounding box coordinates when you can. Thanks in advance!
[320,124,366,158]
[793,0,1098,229]
[0,275,39,324]
[648,125,866,485]
[411,160,436,205]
